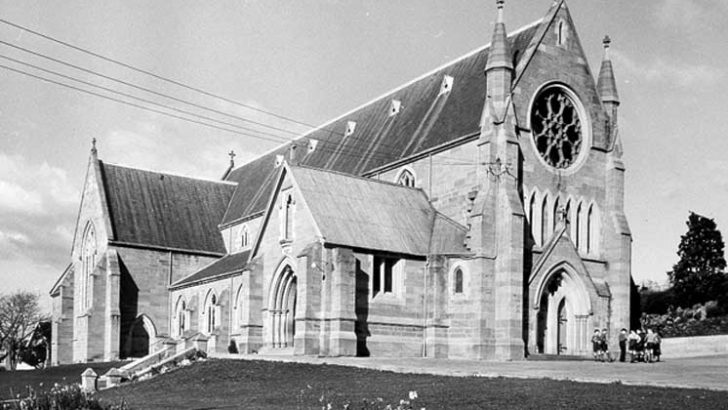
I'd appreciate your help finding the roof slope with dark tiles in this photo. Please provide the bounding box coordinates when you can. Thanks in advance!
[171,250,250,288]
[101,162,236,253]
[221,23,540,227]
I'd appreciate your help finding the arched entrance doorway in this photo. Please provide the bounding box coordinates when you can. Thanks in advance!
[124,315,156,358]
[534,267,591,356]
[269,264,297,349]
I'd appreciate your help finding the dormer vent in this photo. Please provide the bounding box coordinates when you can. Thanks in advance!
[345,121,357,137]
[389,100,402,116]
[275,154,284,167]
[308,139,319,154]
[439,75,454,95]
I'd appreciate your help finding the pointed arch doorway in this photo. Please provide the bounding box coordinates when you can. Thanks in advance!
[269,264,297,350]
[534,266,591,356]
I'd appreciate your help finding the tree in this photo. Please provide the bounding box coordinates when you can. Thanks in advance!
[668,212,728,307]
[0,291,45,370]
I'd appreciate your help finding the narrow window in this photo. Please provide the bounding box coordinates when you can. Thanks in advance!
[587,205,594,253]
[454,268,464,294]
[241,224,250,249]
[207,294,217,333]
[557,21,565,46]
[576,203,582,251]
[553,197,560,231]
[540,196,548,245]
[529,193,537,242]
[282,194,294,240]
[373,256,400,296]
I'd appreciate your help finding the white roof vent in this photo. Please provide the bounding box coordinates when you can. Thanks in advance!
[439,75,454,95]
[389,100,402,117]
[274,154,284,167]
[345,121,357,137]
[308,139,319,154]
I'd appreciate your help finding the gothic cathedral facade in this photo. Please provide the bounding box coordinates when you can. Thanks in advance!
[51,0,632,363]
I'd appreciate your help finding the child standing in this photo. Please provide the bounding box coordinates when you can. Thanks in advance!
[591,329,602,361]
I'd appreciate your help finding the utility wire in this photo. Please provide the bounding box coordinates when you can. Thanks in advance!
[0,54,295,141]
[0,63,287,144]
[0,20,488,167]
[0,17,323,131]
[0,40,303,138]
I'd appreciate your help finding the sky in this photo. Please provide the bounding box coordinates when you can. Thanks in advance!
[1,0,728,312]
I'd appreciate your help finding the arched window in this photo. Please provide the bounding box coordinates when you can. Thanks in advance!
[565,200,571,224]
[553,197,561,230]
[205,292,218,334]
[281,193,294,240]
[557,21,565,46]
[396,169,416,188]
[587,204,597,254]
[529,193,537,242]
[175,297,187,337]
[540,196,548,246]
[576,203,583,251]
[235,286,245,328]
[81,223,96,310]
[454,268,464,294]
[240,224,250,249]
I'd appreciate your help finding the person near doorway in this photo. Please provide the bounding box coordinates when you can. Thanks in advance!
[591,329,602,361]
[628,329,639,362]
[618,328,628,362]
[600,328,612,362]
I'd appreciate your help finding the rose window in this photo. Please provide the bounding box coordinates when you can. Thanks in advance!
[531,87,583,169]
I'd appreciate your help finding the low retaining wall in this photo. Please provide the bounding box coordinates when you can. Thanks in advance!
[662,334,728,358]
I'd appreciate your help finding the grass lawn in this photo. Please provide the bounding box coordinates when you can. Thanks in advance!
[92,359,728,409]
[0,361,123,400]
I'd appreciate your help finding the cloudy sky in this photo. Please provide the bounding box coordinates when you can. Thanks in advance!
[1,0,727,311]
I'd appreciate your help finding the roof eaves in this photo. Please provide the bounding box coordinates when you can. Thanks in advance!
[49,263,73,296]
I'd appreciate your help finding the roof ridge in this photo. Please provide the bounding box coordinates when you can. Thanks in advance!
[229,18,544,174]
[102,161,238,186]
[289,163,427,193]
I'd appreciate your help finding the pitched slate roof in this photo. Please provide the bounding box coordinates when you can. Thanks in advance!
[100,162,236,254]
[171,250,250,288]
[221,22,541,227]
[286,165,468,257]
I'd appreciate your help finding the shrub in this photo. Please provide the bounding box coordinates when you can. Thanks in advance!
[1,384,127,410]
[640,288,675,315]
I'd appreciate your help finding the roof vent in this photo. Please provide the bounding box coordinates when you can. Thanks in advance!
[345,121,357,137]
[439,75,454,95]
[275,154,284,167]
[389,100,402,117]
[308,139,319,154]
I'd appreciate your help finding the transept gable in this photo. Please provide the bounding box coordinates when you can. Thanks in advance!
[70,151,114,261]
[250,163,468,260]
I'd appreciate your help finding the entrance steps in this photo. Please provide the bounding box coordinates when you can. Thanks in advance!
[82,333,210,392]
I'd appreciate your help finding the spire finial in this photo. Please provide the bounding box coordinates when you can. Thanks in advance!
[91,138,98,157]
[496,0,505,23]
[228,150,236,166]
[602,35,611,59]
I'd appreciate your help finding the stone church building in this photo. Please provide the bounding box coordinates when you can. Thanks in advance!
[51,0,632,364]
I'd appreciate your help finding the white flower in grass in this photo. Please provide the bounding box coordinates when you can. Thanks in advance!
[409,391,418,400]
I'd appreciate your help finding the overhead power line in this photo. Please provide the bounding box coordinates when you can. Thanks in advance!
[0,17,323,131]
[0,18,487,168]
[0,63,286,144]
[0,40,302,137]
[0,53,295,141]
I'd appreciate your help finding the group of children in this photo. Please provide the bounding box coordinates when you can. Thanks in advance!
[591,327,662,363]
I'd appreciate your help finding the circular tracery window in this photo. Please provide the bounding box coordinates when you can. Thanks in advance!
[530,86,584,170]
